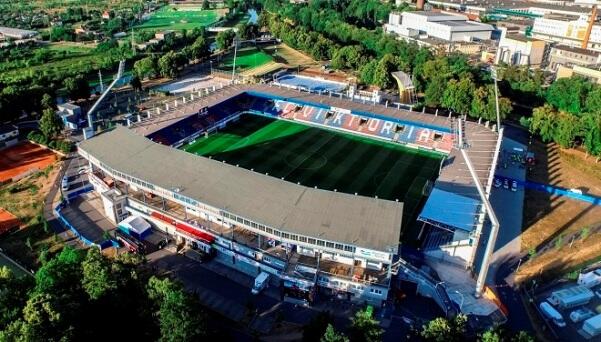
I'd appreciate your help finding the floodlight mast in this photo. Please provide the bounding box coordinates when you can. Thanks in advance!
[491,67,501,131]
[457,119,500,298]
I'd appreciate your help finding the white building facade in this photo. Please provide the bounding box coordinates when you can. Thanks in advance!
[385,11,493,42]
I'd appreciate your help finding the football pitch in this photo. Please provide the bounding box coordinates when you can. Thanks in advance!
[220,48,273,71]
[135,6,221,31]
[182,114,444,213]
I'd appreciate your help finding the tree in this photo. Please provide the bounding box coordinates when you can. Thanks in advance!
[554,111,580,148]
[158,51,179,78]
[216,29,236,51]
[348,308,382,342]
[442,77,475,114]
[321,324,349,342]
[359,59,378,86]
[134,56,158,79]
[420,314,467,342]
[202,0,210,10]
[81,248,117,300]
[130,76,143,92]
[424,76,447,108]
[0,267,33,327]
[530,105,558,143]
[41,93,54,110]
[190,36,209,60]
[585,86,601,114]
[147,276,207,341]
[373,54,400,89]
[39,108,64,139]
[581,112,601,157]
[480,329,501,342]
[545,76,592,115]
[63,75,90,100]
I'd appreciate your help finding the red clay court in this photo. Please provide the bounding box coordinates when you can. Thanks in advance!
[0,208,21,235]
[0,142,57,183]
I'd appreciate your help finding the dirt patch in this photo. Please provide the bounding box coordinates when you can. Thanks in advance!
[517,141,601,283]
[0,142,58,183]
[0,162,64,270]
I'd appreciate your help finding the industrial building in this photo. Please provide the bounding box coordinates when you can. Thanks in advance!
[495,28,547,67]
[385,11,494,42]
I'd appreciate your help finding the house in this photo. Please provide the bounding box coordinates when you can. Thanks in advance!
[549,45,601,71]
[57,103,83,130]
[154,30,175,41]
[102,10,113,20]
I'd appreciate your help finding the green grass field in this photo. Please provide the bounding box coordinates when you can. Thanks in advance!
[182,115,444,221]
[135,6,221,31]
[220,48,273,71]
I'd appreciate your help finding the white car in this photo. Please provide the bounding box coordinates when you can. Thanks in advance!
[77,167,88,175]
[511,180,518,192]
[61,176,69,191]
[494,178,501,188]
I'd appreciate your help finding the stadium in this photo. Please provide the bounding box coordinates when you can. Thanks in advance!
[78,81,500,307]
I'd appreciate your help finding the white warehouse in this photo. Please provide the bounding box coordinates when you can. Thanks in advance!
[385,11,494,42]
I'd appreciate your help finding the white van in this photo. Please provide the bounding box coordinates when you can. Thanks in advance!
[540,301,566,327]
[251,272,270,295]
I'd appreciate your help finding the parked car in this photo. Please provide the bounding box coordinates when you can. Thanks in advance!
[570,308,595,323]
[503,179,509,189]
[494,178,501,188]
[61,176,69,191]
[511,180,518,192]
[77,167,88,175]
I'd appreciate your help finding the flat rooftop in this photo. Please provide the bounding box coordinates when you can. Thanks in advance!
[79,127,404,252]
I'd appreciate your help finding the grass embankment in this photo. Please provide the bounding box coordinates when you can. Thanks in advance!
[517,142,601,284]
[0,165,65,271]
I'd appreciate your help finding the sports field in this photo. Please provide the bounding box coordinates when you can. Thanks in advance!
[0,142,57,183]
[220,48,273,72]
[135,6,222,31]
[182,114,443,208]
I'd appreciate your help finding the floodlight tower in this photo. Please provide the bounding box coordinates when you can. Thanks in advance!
[457,119,500,298]
[491,66,501,131]
[231,33,238,82]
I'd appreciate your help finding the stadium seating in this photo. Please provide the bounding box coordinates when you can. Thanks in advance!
[146,92,454,153]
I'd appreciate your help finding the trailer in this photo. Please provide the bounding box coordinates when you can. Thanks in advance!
[547,285,594,309]
[578,269,601,288]
[539,302,566,327]
[583,313,601,337]
[251,272,270,295]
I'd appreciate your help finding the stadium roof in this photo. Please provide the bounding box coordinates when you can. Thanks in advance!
[131,84,457,136]
[79,127,403,252]
[130,83,499,233]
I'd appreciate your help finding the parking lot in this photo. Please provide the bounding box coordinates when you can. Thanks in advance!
[59,193,114,244]
[535,281,601,341]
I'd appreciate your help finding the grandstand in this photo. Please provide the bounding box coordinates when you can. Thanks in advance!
[273,73,348,93]
[82,83,500,307]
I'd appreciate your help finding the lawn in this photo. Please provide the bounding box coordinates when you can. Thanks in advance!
[219,48,274,72]
[182,114,443,223]
[135,6,223,31]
